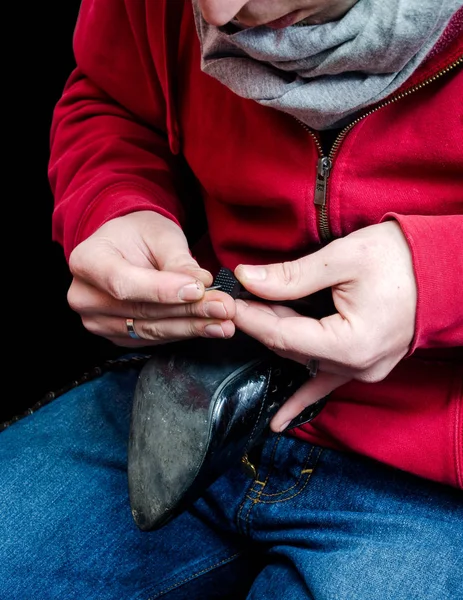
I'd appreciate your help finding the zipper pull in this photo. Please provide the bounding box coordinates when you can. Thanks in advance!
[314,157,332,207]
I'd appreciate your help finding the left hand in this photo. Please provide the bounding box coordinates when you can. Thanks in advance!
[233,221,417,432]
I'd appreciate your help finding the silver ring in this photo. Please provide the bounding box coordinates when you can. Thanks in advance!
[126,318,141,340]
[305,358,319,378]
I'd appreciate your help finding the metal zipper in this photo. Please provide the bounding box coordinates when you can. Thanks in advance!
[297,57,462,242]
[314,156,332,240]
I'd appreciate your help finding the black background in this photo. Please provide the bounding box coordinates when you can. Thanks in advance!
[3,3,122,423]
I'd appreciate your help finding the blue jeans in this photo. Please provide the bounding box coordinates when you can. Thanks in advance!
[1,357,462,600]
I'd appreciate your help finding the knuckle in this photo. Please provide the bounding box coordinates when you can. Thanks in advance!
[279,260,303,288]
[262,335,278,351]
[66,289,80,313]
[189,321,205,338]
[145,321,165,342]
[131,301,150,320]
[185,302,204,318]
[68,248,83,277]
[261,327,288,353]
[152,286,176,305]
[106,274,130,302]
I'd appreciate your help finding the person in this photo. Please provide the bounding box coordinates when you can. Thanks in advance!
[1,0,462,598]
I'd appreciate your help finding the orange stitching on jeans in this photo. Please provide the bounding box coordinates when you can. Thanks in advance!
[253,448,323,505]
[236,446,274,535]
[255,446,316,499]
[149,552,242,598]
[239,435,282,533]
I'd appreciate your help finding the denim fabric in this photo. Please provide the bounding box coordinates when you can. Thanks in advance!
[0,360,462,600]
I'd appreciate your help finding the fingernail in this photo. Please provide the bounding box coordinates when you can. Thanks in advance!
[178,281,203,301]
[238,266,267,281]
[281,397,329,431]
[278,420,291,433]
[204,324,225,338]
[204,302,227,319]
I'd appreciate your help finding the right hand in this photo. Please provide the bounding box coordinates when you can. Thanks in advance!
[67,211,236,347]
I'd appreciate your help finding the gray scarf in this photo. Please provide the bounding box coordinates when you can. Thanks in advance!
[193,0,461,130]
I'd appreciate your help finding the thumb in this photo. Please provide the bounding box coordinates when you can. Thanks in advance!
[234,245,349,300]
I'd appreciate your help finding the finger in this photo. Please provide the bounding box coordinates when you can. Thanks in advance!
[69,282,236,321]
[83,314,236,344]
[234,239,352,300]
[234,299,353,363]
[270,371,350,432]
[236,301,401,383]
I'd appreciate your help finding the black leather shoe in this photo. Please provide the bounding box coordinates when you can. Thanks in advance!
[127,332,327,531]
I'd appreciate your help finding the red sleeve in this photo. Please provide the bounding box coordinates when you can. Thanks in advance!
[49,0,184,261]
[383,213,463,351]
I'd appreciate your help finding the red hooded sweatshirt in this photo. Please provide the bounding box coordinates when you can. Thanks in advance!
[49,1,463,489]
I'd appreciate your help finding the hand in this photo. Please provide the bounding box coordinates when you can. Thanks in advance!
[67,211,236,346]
[233,221,417,432]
